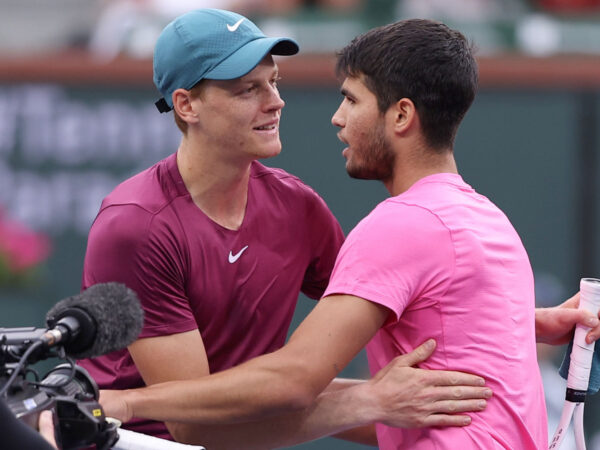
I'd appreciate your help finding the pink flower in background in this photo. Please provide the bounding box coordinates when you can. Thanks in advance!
[0,208,51,278]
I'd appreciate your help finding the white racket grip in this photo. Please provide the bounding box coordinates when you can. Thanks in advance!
[567,278,600,391]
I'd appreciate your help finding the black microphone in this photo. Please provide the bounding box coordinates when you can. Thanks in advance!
[44,282,144,359]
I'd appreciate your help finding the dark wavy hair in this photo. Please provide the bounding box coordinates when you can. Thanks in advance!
[336,19,478,150]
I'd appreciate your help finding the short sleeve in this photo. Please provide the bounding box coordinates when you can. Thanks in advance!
[323,201,455,321]
[82,204,198,338]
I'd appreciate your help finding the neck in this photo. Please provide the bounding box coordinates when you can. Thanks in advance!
[384,147,458,197]
[176,136,252,230]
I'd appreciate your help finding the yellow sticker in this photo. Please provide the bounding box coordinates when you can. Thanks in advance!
[92,409,102,417]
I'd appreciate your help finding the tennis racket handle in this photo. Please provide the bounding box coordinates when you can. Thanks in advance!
[567,278,600,391]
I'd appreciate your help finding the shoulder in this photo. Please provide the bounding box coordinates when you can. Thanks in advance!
[102,154,183,216]
[360,199,448,235]
[251,162,318,197]
[91,158,184,249]
[340,199,452,264]
[250,162,333,213]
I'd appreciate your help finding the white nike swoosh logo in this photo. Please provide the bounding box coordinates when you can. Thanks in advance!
[228,245,249,263]
[227,19,244,32]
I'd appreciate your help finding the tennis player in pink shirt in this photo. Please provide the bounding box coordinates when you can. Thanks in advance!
[317,20,545,447]
[323,171,547,448]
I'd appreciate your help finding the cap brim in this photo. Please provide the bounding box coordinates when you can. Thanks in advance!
[204,37,299,80]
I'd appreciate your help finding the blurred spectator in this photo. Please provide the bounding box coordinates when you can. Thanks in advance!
[534,0,600,13]
[0,208,50,287]
[397,0,527,22]
[0,0,96,55]
[89,0,247,60]
[297,0,363,11]
[89,0,363,60]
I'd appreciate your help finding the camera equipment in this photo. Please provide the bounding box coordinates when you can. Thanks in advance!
[0,282,144,449]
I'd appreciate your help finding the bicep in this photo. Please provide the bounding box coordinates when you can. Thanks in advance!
[128,329,210,441]
[129,329,209,385]
[282,294,390,395]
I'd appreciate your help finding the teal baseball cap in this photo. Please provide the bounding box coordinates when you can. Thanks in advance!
[153,9,299,113]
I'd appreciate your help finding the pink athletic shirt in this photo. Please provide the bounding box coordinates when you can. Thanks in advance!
[324,173,547,449]
[79,153,344,438]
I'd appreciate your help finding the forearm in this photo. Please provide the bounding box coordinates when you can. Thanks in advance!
[119,297,386,426]
[535,307,551,344]
[168,382,377,449]
[124,354,326,424]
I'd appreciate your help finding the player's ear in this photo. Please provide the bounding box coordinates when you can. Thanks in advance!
[172,89,199,124]
[389,98,416,135]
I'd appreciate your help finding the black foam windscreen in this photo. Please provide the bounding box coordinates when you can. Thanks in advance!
[46,282,144,359]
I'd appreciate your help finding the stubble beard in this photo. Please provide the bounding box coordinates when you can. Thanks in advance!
[346,122,395,182]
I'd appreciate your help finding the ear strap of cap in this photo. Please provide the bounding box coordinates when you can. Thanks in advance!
[155,98,172,113]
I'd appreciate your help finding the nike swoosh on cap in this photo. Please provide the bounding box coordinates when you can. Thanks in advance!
[228,245,249,263]
[227,18,244,32]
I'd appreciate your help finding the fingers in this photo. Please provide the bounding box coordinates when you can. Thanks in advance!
[370,364,492,430]
[586,313,600,344]
[429,370,487,387]
[563,294,600,344]
[38,410,58,448]
[566,308,600,344]
[405,397,488,428]
[583,313,600,328]
[390,341,487,388]
[419,396,490,428]
[432,398,488,414]
[423,413,473,428]
[396,339,436,367]
[431,385,492,405]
